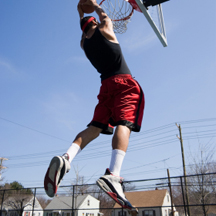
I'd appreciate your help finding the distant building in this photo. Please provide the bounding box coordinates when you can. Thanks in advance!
[112,189,179,216]
[1,195,43,216]
[207,206,216,216]
[44,195,100,216]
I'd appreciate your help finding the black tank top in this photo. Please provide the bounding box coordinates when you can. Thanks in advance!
[83,28,131,81]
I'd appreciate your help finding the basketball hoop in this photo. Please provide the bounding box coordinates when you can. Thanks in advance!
[99,0,135,33]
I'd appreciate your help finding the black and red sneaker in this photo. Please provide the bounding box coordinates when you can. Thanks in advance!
[96,168,133,210]
[44,156,70,197]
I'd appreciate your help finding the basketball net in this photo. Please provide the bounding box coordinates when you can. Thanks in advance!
[99,0,135,33]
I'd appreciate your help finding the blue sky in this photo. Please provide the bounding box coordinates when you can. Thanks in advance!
[0,0,216,191]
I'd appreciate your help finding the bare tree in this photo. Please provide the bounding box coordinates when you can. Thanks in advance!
[0,158,8,185]
[3,193,33,216]
[171,179,186,216]
[69,166,115,216]
[71,166,91,195]
[171,141,216,216]
[69,166,137,216]
[187,142,216,215]
[82,184,115,216]
[94,188,115,216]
[1,181,33,216]
[36,196,51,209]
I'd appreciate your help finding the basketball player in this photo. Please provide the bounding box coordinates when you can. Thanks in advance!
[44,0,145,210]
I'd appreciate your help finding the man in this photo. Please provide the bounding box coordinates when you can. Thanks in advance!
[44,0,144,210]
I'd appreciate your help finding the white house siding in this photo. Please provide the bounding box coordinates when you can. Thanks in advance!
[112,207,161,216]
[161,192,178,216]
[24,198,43,216]
[44,195,100,216]
[78,195,100,216]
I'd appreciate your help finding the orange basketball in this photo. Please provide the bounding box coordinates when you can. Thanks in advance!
[79,0,94,14]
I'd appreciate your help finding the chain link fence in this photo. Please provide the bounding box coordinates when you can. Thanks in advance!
[1,173,216,216]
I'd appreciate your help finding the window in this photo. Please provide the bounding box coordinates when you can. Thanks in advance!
[165,210,167,216]
[88,200,90,206]
[142,210,155,216]
[167,195,169,202]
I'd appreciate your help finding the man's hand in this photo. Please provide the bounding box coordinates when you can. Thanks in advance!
[83,0,107,23]
[77,3,84,19]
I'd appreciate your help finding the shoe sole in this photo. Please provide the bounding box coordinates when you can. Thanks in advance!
[96,178,130,209]
[44,156,63,197]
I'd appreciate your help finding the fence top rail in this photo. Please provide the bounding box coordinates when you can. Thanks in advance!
[0,172,215,192]
[125,172,216,183]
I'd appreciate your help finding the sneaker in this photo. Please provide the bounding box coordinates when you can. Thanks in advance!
[44,156,70,197]
[96,168,133,210]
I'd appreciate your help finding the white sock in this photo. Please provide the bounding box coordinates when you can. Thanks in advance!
[109,149,126,176]
[63,143,81,163]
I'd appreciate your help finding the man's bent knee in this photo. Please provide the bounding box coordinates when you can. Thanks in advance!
[73,126,102,149]
[88,125,103,138]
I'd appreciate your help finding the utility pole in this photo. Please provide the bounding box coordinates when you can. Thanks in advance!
[176,124,191,216]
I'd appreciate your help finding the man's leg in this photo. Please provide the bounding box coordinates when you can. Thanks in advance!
[44,126,102,197]
[64,126,102,162]
[96,125,134,209]
[109,125,131,176]
[74,125,103,149]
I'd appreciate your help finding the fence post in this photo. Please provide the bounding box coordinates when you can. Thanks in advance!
[0,190,5,216]
[72,185,75,216]
[32,188,36,216]
[180,177,187,216]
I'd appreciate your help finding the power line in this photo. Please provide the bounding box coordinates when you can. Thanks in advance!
[0,116,71,143]
[1,118,216,171]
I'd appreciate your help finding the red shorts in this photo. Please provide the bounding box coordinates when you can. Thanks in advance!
[88,74,145,134]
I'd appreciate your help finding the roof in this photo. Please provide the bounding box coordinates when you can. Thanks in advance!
[45,194,95,210]
[113,189,168,208]
[208,206,216,214]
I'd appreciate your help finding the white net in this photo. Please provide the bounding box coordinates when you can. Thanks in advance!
[147,4,166,38]
[99,0,134,34]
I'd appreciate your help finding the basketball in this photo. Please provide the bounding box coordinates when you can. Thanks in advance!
[79,0,94,14]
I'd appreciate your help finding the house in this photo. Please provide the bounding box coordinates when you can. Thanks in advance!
[1,195,43,216]
[44,194,100,216]
[112,189,178,216]
[207,206,216,216]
